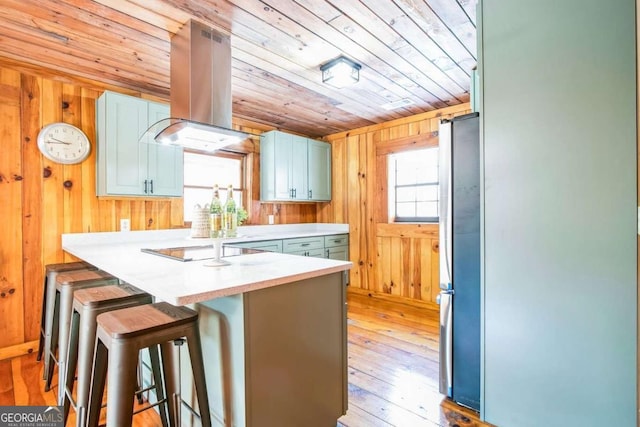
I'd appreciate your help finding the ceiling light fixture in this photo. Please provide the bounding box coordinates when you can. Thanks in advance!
[320,56,361,88]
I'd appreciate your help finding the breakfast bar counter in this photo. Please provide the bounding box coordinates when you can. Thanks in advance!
[62,227,352,427]
[62,226,351,306]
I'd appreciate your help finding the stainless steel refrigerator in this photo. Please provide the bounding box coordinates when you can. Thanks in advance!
[438,112,480,411]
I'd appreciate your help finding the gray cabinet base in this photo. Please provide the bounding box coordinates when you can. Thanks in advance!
[180,273,347,427]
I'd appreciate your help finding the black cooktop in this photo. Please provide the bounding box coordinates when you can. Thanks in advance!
[141,245,261,262]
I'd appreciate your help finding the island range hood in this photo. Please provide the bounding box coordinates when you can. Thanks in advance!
[143,20,252,151]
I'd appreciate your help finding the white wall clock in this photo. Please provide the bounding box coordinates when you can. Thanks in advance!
[37,122,91,164]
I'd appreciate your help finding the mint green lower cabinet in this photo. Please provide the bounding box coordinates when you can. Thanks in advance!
[326,247,348,261]
[179,273,348,426]
[286,248,325,258]
[229,234,349,282]
[324,234,349,261]
[232,235,349,262]
[282,236,324,255]
[229,240,283,253]
[324,234,349,284]
[96,91,183,197]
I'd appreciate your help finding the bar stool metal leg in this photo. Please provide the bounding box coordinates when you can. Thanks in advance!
[62,310,81,423]
[87,340,108,427]
[45,291,61,391]
[148,345,170,426]
[40,262,95,381]
[86,303,212,427]
[62,285,161,427]
[185,328,212,427]
[55,272,117,404]
[72,307,98,419]
[37,278,47,362]
[105,343,139,427]
[160,341,180,427]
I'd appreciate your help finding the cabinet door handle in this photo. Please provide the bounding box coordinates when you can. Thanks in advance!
[308,189,312,199]
[293,188,297,198]
[150,179,154,194]
[144,179,148,194]
[326,249,330,258]
[290,188,294,198]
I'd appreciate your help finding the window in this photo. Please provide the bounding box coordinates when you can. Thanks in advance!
[183,151,244,222]
[388,147,439,222]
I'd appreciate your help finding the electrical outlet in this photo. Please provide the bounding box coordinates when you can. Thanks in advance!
[120,218,131,232]
[268,214,275,225]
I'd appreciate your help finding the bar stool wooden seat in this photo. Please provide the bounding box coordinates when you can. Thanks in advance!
[38,262,95,381]
[62,284,162,427]
[87,302,212,427]
[46,269,118,400]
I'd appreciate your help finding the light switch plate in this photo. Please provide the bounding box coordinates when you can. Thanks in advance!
[268,214,275,225]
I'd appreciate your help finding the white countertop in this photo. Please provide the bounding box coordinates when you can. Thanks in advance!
[61,225,351,306]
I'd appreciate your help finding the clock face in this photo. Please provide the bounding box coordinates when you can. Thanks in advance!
[37,123,91,164]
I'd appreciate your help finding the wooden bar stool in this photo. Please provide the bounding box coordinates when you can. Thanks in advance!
[87,302,212,427]
[46,269,118,401]
[38,262,95,381]
[62,284,163,427]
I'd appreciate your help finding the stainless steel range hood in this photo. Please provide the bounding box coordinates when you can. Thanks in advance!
[142,20,251,152]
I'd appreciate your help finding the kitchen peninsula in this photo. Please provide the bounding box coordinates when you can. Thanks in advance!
[62,224,352,427]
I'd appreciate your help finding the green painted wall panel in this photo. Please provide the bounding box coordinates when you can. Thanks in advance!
[480,0,637,425]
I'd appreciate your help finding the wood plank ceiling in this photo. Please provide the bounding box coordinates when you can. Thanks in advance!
[0,0,477,138]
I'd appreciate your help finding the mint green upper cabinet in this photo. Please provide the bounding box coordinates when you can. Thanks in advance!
[290,134,309,200]
[146,102,183,196]
[260,130,331,202]
[96,91,183,197]
[261,131,308,200]
[307,139,331,201]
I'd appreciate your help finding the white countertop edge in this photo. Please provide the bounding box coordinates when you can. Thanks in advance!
[62,223,349,247]
[62,229,352,306]
[166,262,351,306]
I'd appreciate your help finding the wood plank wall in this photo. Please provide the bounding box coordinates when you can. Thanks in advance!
[0,57,468,355]
[0,63,316,355]
[319,104,471,309]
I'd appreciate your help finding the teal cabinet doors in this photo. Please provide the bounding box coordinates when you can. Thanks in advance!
[260,130,331,202]
[96,91,183,197]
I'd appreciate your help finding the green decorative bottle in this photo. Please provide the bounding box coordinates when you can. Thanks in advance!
[209,184,223,238]
[223,184,237,237]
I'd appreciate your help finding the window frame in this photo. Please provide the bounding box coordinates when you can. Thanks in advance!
[389,147,439,223]
[374,132,440,225]
[182,148,248,225]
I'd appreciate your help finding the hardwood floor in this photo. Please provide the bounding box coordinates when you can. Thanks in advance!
[0,290,490,427]
[0,354,161,426]
[338,290,490,427]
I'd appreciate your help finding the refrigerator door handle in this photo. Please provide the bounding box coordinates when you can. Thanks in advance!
[438,290,454,397]
[438,121,453,291]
